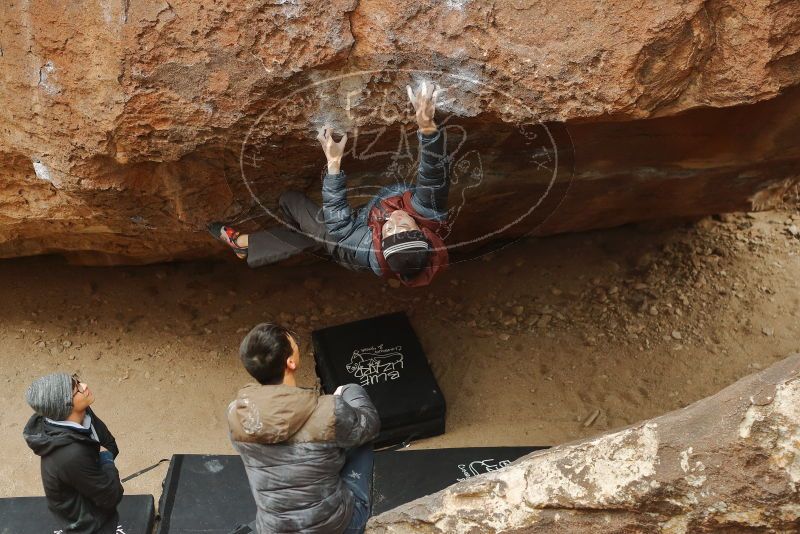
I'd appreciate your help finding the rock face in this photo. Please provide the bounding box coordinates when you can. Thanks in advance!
[367,353,800,533]
[1,0,799,264]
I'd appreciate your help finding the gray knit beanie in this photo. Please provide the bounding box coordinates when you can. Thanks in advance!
[25,372,73,420]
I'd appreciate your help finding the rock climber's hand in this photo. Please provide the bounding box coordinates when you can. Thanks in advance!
[316,126,347,175]
[406,80,442,135]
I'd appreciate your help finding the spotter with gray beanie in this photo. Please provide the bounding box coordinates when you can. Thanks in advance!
[22,372,123,534]
[209,80,450,288]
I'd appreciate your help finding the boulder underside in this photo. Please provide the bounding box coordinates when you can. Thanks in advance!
[1,0,799,264]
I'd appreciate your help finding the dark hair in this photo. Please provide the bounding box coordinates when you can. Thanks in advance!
[239,323,295,385]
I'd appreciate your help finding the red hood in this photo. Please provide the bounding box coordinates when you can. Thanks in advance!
[367,190,449,287]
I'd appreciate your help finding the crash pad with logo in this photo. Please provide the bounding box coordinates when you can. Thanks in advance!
[371,446,547,515]
[312,312,446,447]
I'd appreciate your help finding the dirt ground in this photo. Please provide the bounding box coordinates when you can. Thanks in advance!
[3,195,799,501]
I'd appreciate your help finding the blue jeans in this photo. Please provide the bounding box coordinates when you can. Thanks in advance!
[342,443,374,534]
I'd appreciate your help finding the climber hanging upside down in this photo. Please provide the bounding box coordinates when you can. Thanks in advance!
[209,81,451,287]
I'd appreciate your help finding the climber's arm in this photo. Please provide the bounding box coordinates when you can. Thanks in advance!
[317,127,363,242]
[407,82,449,220]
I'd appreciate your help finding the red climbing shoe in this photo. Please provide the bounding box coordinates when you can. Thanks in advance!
[207,222,247,259]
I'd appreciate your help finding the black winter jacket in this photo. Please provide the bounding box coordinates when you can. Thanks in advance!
[23,408,124,534]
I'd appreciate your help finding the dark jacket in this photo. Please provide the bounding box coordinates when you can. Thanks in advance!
[227,383,380,534]
[23,408,123,534]
[321,129,450,276]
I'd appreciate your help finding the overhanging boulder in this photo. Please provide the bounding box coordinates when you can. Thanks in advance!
[1,1,799,264]
[367,353,800,533]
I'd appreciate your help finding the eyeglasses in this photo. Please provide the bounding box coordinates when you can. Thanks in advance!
[71,374,87,396]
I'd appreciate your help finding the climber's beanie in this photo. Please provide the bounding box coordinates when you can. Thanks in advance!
[381,230,432,279]
[25,372,73,421]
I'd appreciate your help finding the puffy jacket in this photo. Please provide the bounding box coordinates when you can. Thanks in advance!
[22,408,123,534]
[227,383,379,534]
[321,129,450,276]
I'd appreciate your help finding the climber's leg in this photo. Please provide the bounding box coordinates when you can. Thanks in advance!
[243,191,334,268]
[276,190,337,256]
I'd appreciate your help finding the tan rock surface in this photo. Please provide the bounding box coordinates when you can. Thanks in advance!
[367,352,800,533]
[1,0,799,263]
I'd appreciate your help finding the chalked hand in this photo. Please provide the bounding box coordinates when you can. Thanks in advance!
[407,81,443,134]
[316,126,348,174]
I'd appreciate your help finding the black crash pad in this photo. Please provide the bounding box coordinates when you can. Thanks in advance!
[156,455,255,534]
[313,312,446,447]
[154,449,548,529]
[371,446,546,515]
[0,494,154,534]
